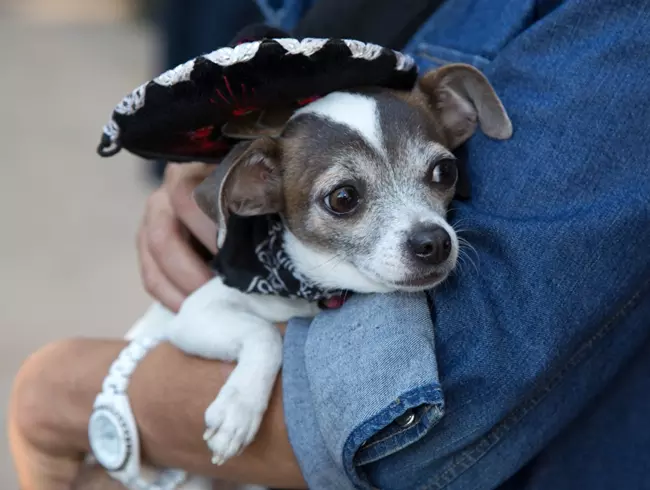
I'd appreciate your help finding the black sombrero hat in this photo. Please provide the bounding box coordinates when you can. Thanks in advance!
[96,25,418,163]
[95,25,421,304]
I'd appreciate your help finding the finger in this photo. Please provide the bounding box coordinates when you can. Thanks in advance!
[137,223,186,312]
[165,163,219,253]
[144,190,214,296]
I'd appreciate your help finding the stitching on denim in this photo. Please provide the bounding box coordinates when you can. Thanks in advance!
[419,276,650,490]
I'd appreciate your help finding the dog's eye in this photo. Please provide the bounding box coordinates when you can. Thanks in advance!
[430,158,458,187]
[324,186,360,215]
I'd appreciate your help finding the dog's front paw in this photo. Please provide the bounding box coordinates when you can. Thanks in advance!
[203,386,265,465]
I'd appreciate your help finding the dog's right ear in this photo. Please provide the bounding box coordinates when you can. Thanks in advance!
[194,137,283,248]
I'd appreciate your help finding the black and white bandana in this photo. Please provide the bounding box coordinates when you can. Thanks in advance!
[212,214,343,302]
[96,24,418,301]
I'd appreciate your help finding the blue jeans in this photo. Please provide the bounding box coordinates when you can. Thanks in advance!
[262,0,650,488]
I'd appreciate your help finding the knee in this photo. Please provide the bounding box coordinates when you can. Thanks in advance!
[9,339,83,448]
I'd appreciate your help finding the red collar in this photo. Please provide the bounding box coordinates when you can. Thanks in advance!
[319,293,350,310]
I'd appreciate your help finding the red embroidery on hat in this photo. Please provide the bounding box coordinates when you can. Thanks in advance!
[223,76,238,105]
[297,95,322,106]
[179,126,231,154]
[172,136,229,155]
[232,107,257,116]
[215,88,230,105]
[189,126,213,140]
[230,83,258,116]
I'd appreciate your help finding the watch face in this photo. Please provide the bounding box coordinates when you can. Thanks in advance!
[88,408,130,471]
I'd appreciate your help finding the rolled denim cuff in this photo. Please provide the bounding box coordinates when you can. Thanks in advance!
[283,293,444,489]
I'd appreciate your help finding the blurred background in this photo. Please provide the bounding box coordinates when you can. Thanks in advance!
[0,0,163,485]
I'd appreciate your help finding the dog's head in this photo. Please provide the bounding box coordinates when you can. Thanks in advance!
[195,64,511,293]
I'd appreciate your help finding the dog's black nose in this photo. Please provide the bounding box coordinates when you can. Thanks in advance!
[408,226,452,265]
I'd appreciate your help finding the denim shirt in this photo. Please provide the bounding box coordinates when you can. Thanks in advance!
[254,0,316,31]
[261,1,650,488]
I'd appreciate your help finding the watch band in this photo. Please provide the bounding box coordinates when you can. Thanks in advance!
[102,336,162,395]
[89,335,188,490]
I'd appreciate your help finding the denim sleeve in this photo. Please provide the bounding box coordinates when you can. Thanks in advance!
[284,293,444,488]
[283,1,650,489]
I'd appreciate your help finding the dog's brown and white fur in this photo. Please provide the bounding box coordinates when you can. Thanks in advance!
[125,64,512,489]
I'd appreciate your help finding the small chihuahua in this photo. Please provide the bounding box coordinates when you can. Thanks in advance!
[127,63,511,486]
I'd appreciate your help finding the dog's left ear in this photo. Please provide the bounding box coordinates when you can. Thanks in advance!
[419,63,513,149]
[194,137,283,248]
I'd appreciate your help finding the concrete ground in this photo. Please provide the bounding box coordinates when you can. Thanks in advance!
[0,14,160,486]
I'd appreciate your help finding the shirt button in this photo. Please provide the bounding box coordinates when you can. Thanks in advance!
[395,409,416,428]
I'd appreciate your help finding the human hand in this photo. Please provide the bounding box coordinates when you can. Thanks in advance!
[137,163,218,312]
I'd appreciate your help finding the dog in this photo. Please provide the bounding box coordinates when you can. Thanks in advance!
[125,63,512,489]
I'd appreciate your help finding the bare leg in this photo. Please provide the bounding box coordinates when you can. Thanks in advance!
[9,341,126,490]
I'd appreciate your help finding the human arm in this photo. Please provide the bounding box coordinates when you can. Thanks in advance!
[8,162,305,490]
[9,336,307,490]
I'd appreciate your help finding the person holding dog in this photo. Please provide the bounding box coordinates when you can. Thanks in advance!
[9,0,650,489]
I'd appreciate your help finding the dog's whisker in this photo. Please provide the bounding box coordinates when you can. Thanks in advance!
[450,215,467,225]
[454,254,468,278]
[457,245,479,275]
[453,225,478,236]
[304,253,344,274]
[453,224,475,232]
[456,234,479,273]
[458,238,479,260]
